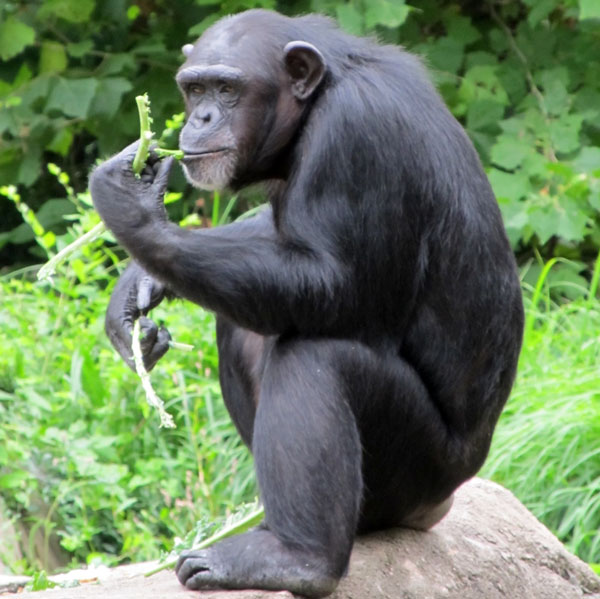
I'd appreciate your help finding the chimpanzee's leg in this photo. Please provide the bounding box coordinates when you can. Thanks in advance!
[344,345,466,534]
[176,338,363,598]
[176,338,465,597]
[215,314,273,447]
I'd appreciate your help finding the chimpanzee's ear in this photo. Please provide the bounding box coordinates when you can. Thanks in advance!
[182,44,194,57]
[283,41,326,101]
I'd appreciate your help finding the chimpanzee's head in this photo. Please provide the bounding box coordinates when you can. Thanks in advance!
[176,10,326,190]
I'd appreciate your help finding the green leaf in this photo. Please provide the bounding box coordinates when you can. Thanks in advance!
[67,40,94,58]
[528,205,560,244]
[0,17,35,61]
[462,65,509,105]
[0,470,31,489]
[445,15,481,46]
[488,168,531,202]
[46,77,98,118]
[496,196,528,247]
[39,41,68,74]
[47,127,74,156]
[96,53,137,77]
[365,0,410,30]
[466,100,505,132]
[526,0,560,27]
[573,147,600,173]
[336,3,364,35]
[549,114,583,154]
[88,77,133,119]
[573,87,600,123]
[490,136,530,170]
[17,149,42,186]
[426,37,464,74]
[127,5,141,20]
[555,197,589,241]
[38,0,96,23]
[538,69,570,116]
[497,60,528,104]
[579,0,600,20]
[29,571,57,591]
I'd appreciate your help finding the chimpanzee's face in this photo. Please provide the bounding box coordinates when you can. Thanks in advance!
[176,22,326,190]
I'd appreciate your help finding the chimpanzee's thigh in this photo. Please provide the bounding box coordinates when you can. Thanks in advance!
[215,314,275,447]
[216,325,459,533]
[340,343,462,533]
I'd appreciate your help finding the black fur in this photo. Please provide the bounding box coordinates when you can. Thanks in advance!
[90,10,523,598]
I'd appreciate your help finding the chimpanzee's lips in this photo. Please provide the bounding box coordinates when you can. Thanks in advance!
[182,149,230,160]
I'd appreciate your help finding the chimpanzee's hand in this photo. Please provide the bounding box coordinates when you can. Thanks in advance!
[106,261,171,372]
[89,141,174,239]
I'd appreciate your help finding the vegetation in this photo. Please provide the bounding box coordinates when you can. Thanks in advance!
[0,0,599,579]
[482,260,600,568]
[2,0,600,270]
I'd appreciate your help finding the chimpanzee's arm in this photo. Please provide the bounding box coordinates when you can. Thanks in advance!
[90,144,348,336]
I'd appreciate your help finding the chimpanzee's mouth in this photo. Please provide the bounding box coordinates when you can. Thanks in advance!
[182,149,231,160]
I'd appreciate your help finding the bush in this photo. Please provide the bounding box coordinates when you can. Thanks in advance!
[1,1,599,269]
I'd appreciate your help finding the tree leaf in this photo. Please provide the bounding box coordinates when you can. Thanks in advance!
[491,136,530,170]
[555,197,589,242]
[526,0,560,27]
[549,114,583,155]
[46,77,98,118]
[426,37,464,74]
[542,78,570,116]
[527,205,560,245]
[47,127,74,156]
[67,40,94,58]
[88,77,133,120]
[579,0,600,20]
[0,17,35,61]
[573,147,600,173]
[496,196,528,248]
[336,3,364,36]
[38,0,96,23]
[39,41,68,74]
[466,100,505,132]
[488,168,531,201]
[446,15,481,46]
[364,0,410,30]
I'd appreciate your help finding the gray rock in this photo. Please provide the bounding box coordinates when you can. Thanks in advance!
[2,479,598,599]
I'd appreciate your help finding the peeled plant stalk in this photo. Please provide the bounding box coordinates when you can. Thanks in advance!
[37,94,181,281]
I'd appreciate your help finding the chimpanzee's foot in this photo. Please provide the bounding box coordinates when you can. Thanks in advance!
[175,528,339,598]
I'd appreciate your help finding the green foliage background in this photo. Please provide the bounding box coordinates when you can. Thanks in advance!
[2,0,600,277]
[1,0,600,578]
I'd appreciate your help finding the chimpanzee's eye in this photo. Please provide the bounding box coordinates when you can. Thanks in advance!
[188,84,205,96]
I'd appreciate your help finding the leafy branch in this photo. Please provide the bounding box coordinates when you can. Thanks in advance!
[487,1,557,162]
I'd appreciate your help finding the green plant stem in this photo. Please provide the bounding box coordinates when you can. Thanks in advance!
[132,93,153,175]
[36,94,183,281]
[155,148,184,160]
[37,222,106,281]
[144,505,265,577]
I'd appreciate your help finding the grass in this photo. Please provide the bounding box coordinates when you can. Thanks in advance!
[482,259,600,565]
[0,252,599,573]
[0,266,256,573]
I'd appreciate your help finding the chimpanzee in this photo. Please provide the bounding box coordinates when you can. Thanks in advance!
[89,9,524,598]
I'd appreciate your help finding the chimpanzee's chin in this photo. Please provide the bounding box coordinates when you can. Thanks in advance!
[181,156,234,191]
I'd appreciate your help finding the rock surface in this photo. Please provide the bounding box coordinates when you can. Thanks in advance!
[2,478,599,599]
